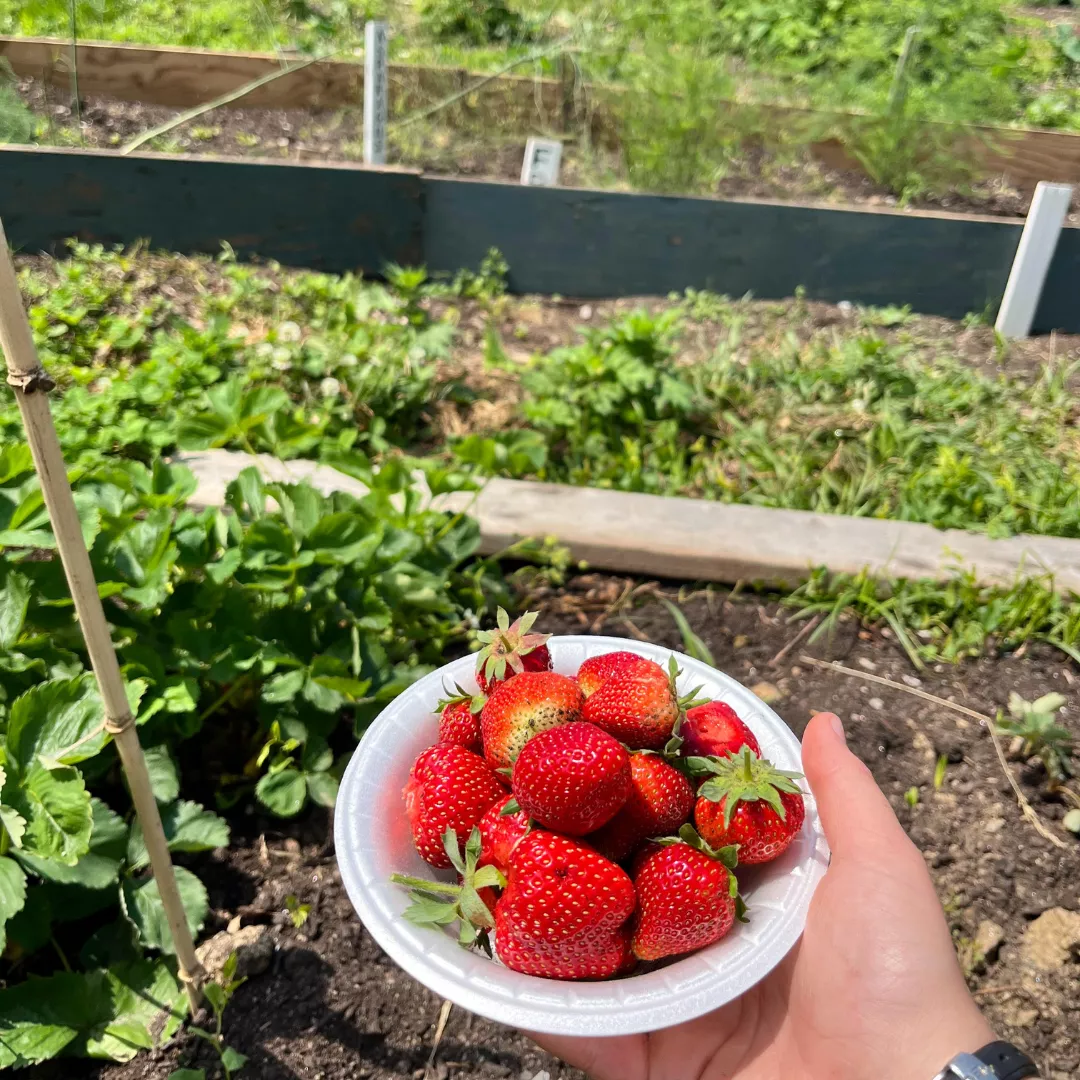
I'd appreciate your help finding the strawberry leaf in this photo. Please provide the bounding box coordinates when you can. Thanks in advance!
[442,827,467,876]
[403,897,460,928]
[696,746,804,828]
[499,798,521,816]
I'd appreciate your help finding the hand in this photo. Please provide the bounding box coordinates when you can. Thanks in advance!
[529,711,995,1080]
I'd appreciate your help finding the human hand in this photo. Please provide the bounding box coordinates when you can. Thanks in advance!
[529,711,995,1080]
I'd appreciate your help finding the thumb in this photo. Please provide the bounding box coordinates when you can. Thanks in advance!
[801,711,912,864]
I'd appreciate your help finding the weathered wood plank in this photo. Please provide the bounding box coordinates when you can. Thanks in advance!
[6,36,1080,193]
[422,176,1024,319]
[0,145,423,270]
[177,450,1080,595]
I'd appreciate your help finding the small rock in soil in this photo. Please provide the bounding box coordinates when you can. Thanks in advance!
[196,924,274,981]
[975,919,1006,963]
[1022,908,1080,971]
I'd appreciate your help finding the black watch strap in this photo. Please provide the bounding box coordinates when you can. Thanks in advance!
[975,1041,1040,1080]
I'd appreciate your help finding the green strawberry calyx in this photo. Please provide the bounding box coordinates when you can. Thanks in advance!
[390,826,506,954]
[475,608,550,687]
[653,824,747,920]
[436,681,487,716]
[694,746,804,829]
[662,655,708,755]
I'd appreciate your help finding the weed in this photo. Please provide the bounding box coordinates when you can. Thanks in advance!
[904,786,920,807]
[182,952,249,1079]
[997,692,1074,782]
[285,894,311,927]
[934,753,948,790]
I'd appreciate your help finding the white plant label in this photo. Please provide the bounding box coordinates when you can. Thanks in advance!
[363,21,388,166]
[520,137,562,187]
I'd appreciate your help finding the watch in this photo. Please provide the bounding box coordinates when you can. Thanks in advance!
[934,1041,1040,1080]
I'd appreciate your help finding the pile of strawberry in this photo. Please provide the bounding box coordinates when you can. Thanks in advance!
[391,610,805,981]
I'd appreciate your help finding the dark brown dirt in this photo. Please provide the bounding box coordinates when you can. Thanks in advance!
[51,578,1080,1080]
[16,75,1080,223]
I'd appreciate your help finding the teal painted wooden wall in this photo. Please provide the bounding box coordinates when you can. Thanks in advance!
[0,145,1074,332]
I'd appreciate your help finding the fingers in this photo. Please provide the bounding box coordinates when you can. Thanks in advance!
[801,711,912,863]
[525,1032,646,1080]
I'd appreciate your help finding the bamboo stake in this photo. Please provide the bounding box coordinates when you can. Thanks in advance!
[0,221,204,1010]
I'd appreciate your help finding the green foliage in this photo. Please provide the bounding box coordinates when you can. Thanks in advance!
[0,74,33,144]
[419,0,529,44]
[186,951,248,1079]
[614,45,745,195]
[997,692,1074,782]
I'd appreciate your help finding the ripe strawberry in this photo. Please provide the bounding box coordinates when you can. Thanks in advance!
[480,670,583,769]
[392,826,506,953]
[511,722,632,836]
[577,650,647,697]
[631,824,742,961]
[478,793,530,876]
[496,916,635,980]
[495,831,636,980]
[582,654,703,750]
[590,752,695,862]
[673,700,761,760]
[403,744,507,869]
[436,683,486,753]
[475,608,552,693]
[694,746,805,865]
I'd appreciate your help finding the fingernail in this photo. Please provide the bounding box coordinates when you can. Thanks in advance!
[829,713,846,744]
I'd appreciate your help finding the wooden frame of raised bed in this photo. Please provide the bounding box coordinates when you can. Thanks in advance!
[1,143,1078,331]
[5,34,1080,192]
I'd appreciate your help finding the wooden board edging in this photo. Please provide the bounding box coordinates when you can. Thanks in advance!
[176,451,1080,595]
[7,143,1077,329]
[5,35,1080,192]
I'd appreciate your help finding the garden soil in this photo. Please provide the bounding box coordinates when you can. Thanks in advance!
[50,577,1080,1080]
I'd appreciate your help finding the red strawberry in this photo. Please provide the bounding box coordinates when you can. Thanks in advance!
[577,650,646,697]
[675,700,761,760]
[694,746,805,865]
[403,745,507,869]
[436,683,486,752]
[511,722,631,836]
[478,793,530,876]
[496,916,634,980]
[590,752,694,862]
[581,654,702,750]
[631,824,741,961]
[475,608,552,693]
[480,671,583,769]
[495,831,636,980]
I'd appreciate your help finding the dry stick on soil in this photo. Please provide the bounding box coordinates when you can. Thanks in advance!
[769,614,823,668]
[426,999,453,1076]
[120,50,337,155]
[0,219,206,1008]
[798,654,1071,851]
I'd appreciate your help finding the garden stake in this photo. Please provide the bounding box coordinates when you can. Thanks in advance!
[0,220,205,1011]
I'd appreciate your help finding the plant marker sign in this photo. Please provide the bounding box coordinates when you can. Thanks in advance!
[364,21,388,166]
[521,137,562,187]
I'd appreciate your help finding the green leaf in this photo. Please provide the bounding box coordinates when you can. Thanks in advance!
[0,568,30,648]
[168,1070,207,1080]
[17,797,126,888]
[0,958,184,1067]
[261,669,305,704]
[255,768,307,817]
[121,866,208,953]
[1064,808,1080,835]
[0,855,28,953]
[144,745,180,804]
[6,674,107,771]
[306,770,339,808]
[127,800,230,869]
[660,597,716,666]
[221,1046,249,1072]
[6,762,93,865]
[76,960,186,1061]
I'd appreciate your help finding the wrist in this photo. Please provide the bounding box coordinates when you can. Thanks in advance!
[905,1009,997,1080]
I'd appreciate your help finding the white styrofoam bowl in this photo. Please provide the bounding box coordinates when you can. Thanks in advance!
[335,636,829,1036]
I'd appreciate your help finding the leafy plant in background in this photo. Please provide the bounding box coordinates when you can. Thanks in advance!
[0,63,34,144]
[168,952,249,1080]
[419,0,530,45]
